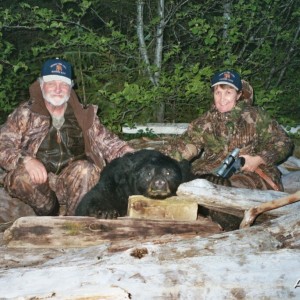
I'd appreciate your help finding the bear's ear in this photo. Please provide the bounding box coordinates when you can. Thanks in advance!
[178,159,194,182]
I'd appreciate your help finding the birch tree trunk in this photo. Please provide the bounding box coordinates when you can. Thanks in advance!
[136,0,157,86]
[136,0,189,122]
[154,0,165,122]
[136,0,165,121]
[222,1,231,40]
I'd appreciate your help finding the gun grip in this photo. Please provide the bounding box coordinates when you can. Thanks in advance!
[240,157,245,167]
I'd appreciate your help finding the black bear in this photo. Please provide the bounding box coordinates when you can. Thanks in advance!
[75,149,193,218]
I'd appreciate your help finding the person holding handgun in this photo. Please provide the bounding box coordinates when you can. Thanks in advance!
[165,70,293,191]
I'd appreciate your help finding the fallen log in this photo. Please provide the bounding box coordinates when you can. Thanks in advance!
[177,178,300,221]
[3,180,300,249]
[0,213,299,299]
[1,179,299,299]
[3,214,222,248]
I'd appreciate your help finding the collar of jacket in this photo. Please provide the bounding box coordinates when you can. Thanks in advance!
[28,80,95,131]
[210,101,246,120]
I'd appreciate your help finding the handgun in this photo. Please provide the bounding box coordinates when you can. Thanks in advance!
[215,148,245,179]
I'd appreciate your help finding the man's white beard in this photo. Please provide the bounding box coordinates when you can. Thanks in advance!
[42,90,70,106]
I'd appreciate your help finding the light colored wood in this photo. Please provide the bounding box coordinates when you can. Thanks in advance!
[3,215,221,248]
[122,123,189,134]
[240,190,300,228]
[128,195,198,221]
[1,179,299,299]
[177,179,300,220]
[0,213,299,299]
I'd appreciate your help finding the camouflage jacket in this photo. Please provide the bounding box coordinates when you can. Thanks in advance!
[0,81,131,172]
[165,88,293,183]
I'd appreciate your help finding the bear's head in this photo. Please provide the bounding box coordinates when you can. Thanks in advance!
[130,152,192,199]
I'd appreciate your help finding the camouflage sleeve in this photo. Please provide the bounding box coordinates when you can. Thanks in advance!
[254,108,293,165]
[0,105,30,171]
[87,116,134,163]
[158,133,198,161]
[158,118,207,161]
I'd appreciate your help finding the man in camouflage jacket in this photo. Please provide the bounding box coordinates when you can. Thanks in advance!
[0,58,133,216]
[164,70,293,191]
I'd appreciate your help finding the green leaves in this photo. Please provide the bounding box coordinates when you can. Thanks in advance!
[0,0,299,129]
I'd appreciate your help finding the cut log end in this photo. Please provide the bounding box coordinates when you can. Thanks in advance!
[128,195,199,221]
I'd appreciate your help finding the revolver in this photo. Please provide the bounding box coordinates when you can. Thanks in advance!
[215,148,245,179]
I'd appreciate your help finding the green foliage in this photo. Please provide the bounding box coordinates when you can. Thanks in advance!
[94,63,214,131]
[0,0,299,130]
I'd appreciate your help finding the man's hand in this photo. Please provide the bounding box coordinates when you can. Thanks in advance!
[23,157,48,184]
[240,155,265,172]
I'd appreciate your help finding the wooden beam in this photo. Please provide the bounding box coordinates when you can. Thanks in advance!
[3,215,221,248]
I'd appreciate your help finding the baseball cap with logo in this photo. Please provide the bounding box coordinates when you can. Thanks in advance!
[211,70,242,91]
[41,58,72,85]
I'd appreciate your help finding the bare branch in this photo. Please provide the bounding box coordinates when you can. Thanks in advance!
[90,7,109,26]
[164,0,189,25]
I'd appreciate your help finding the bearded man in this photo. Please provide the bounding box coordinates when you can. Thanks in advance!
[0,58,133,216]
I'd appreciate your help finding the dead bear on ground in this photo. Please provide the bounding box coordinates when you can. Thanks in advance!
[75,149,193,218]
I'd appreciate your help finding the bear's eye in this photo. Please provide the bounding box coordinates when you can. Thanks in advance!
[144,170,153,181]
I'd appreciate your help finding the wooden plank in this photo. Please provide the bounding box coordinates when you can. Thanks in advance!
[3,215,222,248]
[128,195,198,221]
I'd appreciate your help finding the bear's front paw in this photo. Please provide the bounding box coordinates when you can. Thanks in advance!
[198,173,231,186]
[96,209,120,219]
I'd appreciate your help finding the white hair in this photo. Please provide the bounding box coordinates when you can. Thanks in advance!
[38,76,74,87]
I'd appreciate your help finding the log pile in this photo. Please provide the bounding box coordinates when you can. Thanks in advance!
[0,178,299,299]
[3,214,222,249]
[0,207,299,299]
[0,138,300,299]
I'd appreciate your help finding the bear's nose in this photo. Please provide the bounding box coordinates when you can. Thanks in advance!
[152,178,167,190]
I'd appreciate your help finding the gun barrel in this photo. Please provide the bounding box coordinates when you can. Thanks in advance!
[231,148,240,157]
[215,148,242,178]
[216,163,229,177]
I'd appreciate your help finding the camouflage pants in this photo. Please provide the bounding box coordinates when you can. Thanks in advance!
[230,171,283,191]
[4,160,100,216]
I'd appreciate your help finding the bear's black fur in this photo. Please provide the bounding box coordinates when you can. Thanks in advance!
[75,149,194,218]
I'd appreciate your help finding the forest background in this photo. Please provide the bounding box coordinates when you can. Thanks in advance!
[0,0,299,137]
